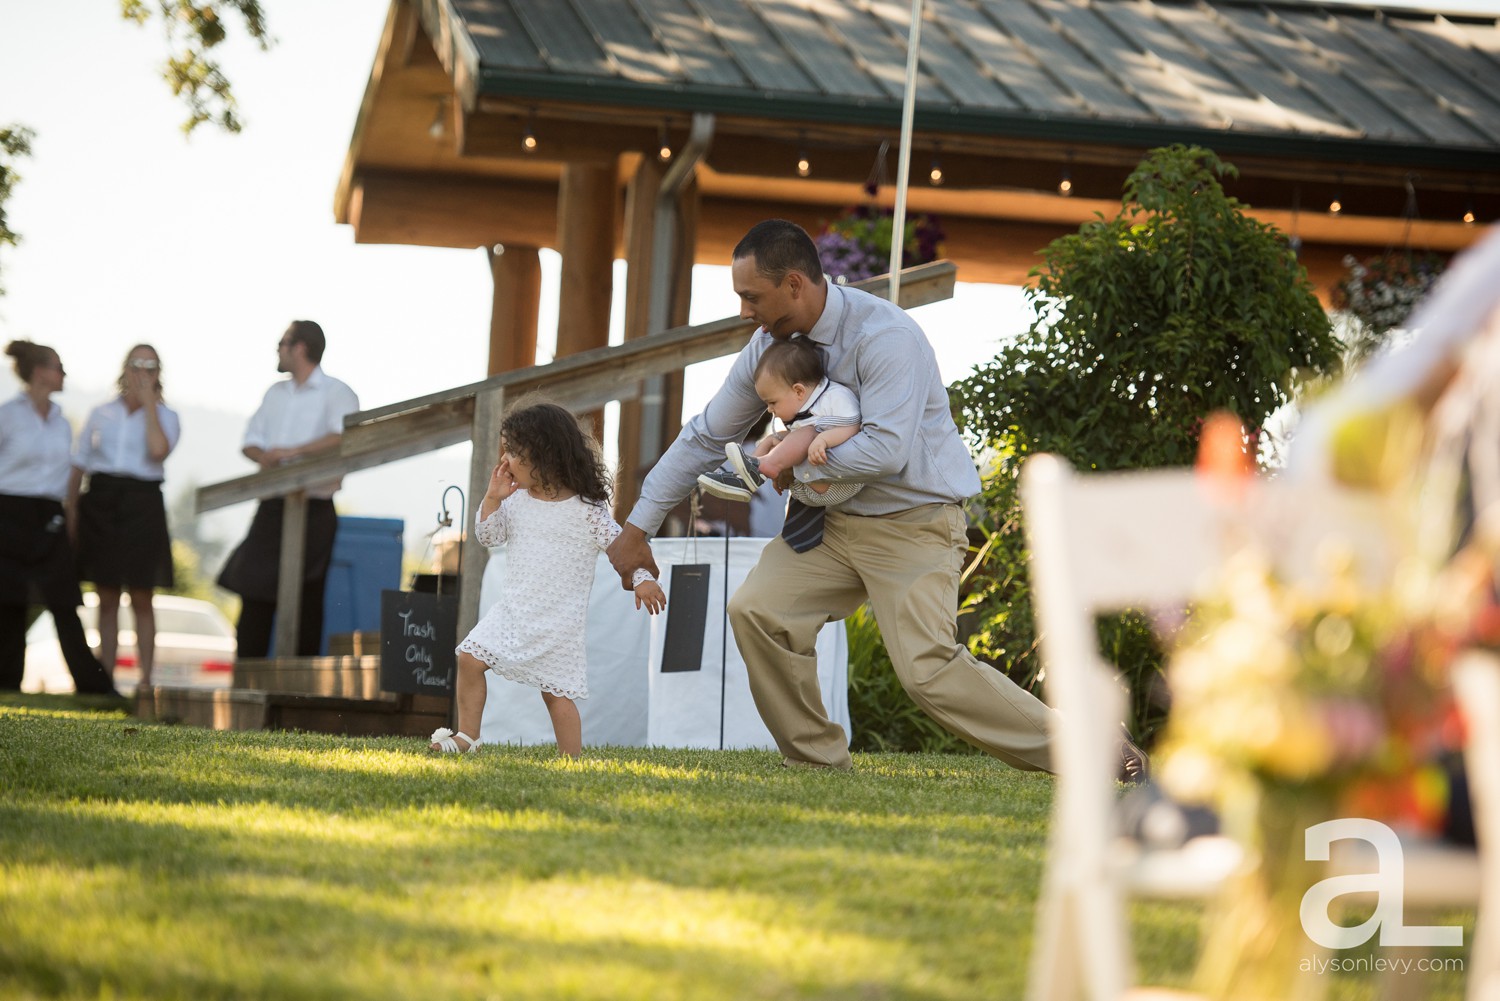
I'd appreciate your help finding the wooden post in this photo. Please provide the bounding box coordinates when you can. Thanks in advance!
[488,244,541,376]
[661,176,699,447]
[273,490,309,657]
[557,162,616,440]
[617,156,666,518]
[460,387,505,639]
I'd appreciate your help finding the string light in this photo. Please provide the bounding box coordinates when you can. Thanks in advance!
[657,121,672,162]
[1464,205,1476,226]
[522,108,538,153]
[1058,151,1074,197]
[1328,173,1343,216]
[929,145,944,186]
[796,139,811,178]
[1288,185,1302,258]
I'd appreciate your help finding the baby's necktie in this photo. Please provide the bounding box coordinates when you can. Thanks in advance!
[781,497,826,552]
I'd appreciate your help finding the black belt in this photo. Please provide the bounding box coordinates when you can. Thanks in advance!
[87,472,163,489]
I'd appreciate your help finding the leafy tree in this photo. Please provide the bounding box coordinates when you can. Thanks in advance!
[121,1,273,135]
[0,4,270,296]
[947,144,1343,739]
[0,126,34,297]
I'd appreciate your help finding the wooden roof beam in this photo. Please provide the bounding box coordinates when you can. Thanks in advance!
[345,169,559,249]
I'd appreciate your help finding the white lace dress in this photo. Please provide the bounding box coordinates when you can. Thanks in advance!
[457,490,652,699]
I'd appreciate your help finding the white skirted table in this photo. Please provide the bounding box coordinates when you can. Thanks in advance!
[477,537,850,750]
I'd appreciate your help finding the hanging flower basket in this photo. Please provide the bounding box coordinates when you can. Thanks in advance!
[1331,251,1445,339]
[814,204,945,284]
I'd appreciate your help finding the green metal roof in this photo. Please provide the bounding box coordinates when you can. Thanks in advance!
[428,0,1500,171]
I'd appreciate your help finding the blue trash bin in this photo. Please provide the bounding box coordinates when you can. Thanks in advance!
[321,516,404,654]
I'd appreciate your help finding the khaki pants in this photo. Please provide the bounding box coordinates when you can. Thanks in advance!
[728,503,1056,770]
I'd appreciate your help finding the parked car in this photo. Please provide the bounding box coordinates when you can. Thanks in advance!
[22,593,236,695]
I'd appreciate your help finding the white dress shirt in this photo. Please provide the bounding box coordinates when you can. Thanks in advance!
[72,397,181,481]
[0,392,73,500]
[243,366,360,499]
[631,281,980,533]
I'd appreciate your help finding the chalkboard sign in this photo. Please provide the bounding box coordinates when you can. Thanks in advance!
[379,590,458,695]
[660,563,712,672]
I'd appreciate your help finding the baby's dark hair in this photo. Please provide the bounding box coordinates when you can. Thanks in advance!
[754,338,825,389]
[500,399,612,504]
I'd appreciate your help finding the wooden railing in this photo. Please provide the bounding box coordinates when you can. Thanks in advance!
[195,261,958,653]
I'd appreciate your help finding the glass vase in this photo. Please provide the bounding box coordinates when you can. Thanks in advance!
[1193,785,1333,1001]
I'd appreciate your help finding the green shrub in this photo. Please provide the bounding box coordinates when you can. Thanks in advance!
[949,145,1343,742]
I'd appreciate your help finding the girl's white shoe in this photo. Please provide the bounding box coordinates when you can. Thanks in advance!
[429,727,479,754]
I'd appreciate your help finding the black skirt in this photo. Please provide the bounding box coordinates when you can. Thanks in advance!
[76,473,175,590]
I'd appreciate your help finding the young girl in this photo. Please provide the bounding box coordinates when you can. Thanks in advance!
[429,401,665,757]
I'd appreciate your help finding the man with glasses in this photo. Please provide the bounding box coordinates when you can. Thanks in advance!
[217,321,359,657]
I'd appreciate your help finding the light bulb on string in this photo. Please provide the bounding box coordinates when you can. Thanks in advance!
[1329,174,1343,216]
[657,121,672,162]
[522,108,538,153]
[929,145,944,186]
[797,149,811,178]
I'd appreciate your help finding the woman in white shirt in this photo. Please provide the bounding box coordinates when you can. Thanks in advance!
[68,344,181,689]
[0,340,119,695]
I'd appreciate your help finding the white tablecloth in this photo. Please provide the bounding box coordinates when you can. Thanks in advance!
[478,537,850,750]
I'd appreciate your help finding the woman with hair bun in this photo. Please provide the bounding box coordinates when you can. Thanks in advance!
[0,339,120,696]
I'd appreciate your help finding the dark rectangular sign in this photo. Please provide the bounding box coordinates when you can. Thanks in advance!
[379,590,458,695]
[660,563,712,672]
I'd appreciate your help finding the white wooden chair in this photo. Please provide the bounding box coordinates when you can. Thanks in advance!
[1452,651,1500,1001]
[1019,453,1414,1001]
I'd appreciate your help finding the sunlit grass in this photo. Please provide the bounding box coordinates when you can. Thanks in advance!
[0,696,1470,1000]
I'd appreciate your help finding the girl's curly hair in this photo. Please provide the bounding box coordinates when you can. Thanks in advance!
[500,399,612,504]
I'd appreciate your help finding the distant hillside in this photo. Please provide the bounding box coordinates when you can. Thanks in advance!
[56,386,472,574]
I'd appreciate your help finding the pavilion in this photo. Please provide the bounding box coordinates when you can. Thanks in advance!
[334,0,1500,505]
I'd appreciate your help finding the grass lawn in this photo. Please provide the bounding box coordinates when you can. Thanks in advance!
[0,696,1471,1000]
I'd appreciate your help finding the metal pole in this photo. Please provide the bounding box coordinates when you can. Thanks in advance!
[888,0,926,303]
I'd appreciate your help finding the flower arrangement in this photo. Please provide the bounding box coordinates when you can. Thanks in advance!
[1158,542,1458,834]
[1331,251,1446,340]
[814,201,945,284]
[1155,402,1491,999]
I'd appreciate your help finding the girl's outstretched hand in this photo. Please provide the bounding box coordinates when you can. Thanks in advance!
[634,580,666,614]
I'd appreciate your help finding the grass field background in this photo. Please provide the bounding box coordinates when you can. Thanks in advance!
[0,696,1470,1000]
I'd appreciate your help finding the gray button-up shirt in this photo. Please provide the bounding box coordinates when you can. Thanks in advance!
[628,282,982,534]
